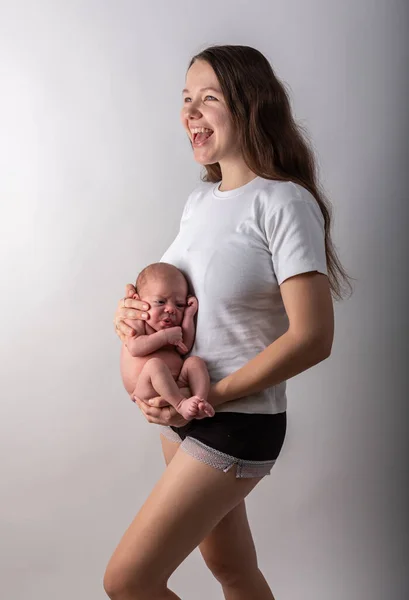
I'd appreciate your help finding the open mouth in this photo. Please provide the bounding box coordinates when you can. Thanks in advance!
[192,128,214,147]
[161,318,173,327]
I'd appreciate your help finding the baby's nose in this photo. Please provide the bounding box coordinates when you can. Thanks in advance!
[164,304,175,314]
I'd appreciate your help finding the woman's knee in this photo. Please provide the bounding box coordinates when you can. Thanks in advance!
[103,563,129,599]
[202,550,257,587]
[200,542,258,586]
[103,560,158,600]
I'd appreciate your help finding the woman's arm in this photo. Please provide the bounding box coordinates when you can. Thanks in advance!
[209,271,334,407]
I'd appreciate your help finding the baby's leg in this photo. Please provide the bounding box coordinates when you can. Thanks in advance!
[177,356,214,420]
[133,358,201,421]
[133,358,186,404]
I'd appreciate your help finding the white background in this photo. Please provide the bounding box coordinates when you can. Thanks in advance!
[0,1,407,599]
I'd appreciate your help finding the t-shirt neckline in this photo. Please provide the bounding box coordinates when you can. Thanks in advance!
[212,176,262,199]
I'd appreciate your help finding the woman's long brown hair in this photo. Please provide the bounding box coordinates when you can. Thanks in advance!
[188,45,354,300]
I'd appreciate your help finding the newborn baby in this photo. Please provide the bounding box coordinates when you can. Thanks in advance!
[120,262,215,421]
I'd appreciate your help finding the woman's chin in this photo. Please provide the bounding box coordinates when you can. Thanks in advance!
[193,153,218,166]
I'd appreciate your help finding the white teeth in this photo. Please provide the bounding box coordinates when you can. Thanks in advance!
[191,127,213,134]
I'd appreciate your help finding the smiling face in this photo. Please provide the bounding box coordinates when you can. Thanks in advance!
[180,60,242,167]
[138,274,188,331]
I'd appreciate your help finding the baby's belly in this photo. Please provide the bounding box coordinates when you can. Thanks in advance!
[120,346,184,395]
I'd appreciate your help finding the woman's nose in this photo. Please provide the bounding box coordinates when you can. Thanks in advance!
[184,101,202,118]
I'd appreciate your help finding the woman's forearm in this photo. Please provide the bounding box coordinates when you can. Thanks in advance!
[209,330,331,408]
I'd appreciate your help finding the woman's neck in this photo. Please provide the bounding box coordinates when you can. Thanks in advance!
[218,161,258,192]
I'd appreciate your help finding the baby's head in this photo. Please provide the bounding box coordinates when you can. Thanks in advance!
[135,263,189,331]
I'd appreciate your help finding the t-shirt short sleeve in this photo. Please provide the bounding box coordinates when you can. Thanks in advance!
[264,187,328,286]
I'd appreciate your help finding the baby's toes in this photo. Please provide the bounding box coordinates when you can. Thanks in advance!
[199,401,215,417]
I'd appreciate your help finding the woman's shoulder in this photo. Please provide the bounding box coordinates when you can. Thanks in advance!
[254,179,324,233]
[189,180,214,198]
[258,178,316,207]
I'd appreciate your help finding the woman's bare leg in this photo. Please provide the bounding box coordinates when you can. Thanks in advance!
[160,435,275,600]
[103,443,263,600]
[199,501,275,599]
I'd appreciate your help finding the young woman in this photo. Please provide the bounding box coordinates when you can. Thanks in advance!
[106,45,352,600]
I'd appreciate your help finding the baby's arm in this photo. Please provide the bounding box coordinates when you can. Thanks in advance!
[178,296,198,355]
[124,319,168,357]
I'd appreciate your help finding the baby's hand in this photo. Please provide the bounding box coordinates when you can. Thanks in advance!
[164,326,184,346]
[184,296,198,318]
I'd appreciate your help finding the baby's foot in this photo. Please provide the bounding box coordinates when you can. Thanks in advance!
[176,396,201,420]
[176,396,214,420]
[193,397,215,420]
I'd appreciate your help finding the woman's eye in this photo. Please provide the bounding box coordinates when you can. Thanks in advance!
[183,95,217,103]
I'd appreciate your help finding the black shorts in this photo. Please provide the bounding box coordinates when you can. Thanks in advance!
[160,411,287,478]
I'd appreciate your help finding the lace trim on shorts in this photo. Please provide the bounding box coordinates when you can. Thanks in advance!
[159,426,275,479]
[159,425,182,443]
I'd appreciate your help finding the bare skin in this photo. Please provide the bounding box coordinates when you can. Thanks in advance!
[161,436,276,600]
[103,439,268,600]
[111,286,277,599]
[120,271,214,421]
[107,55,334,599]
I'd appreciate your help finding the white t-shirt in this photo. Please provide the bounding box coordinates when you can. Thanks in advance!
[160,176,328,414]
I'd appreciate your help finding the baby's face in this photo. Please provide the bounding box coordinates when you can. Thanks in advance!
[139,276,188,331]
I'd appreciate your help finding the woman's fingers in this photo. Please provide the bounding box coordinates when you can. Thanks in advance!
[117,286,150,314]
[125,284,136,297]
[113,287,151,339]
[165,407,189,427]
[133,395,166,422]
[116,319,136,336]
[147,396,171,408]
[113,310,136,339]
[132,396,188,426]
[119,299,150,314]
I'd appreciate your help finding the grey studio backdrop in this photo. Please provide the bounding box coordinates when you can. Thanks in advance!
[0,1,407,599]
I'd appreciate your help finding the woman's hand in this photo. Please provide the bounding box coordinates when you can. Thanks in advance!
[132,395,189,427]
[113,284,150,343]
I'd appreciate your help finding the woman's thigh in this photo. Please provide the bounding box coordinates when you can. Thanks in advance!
[160,435,257,576]
[104,444,263,591]
[160,434,257,583]
[160,432,181,465]
[160,435,258,582]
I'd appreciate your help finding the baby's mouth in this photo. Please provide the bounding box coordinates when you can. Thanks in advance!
[161,317,173,327]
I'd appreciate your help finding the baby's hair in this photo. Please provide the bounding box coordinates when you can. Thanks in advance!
[135,262,188,295]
